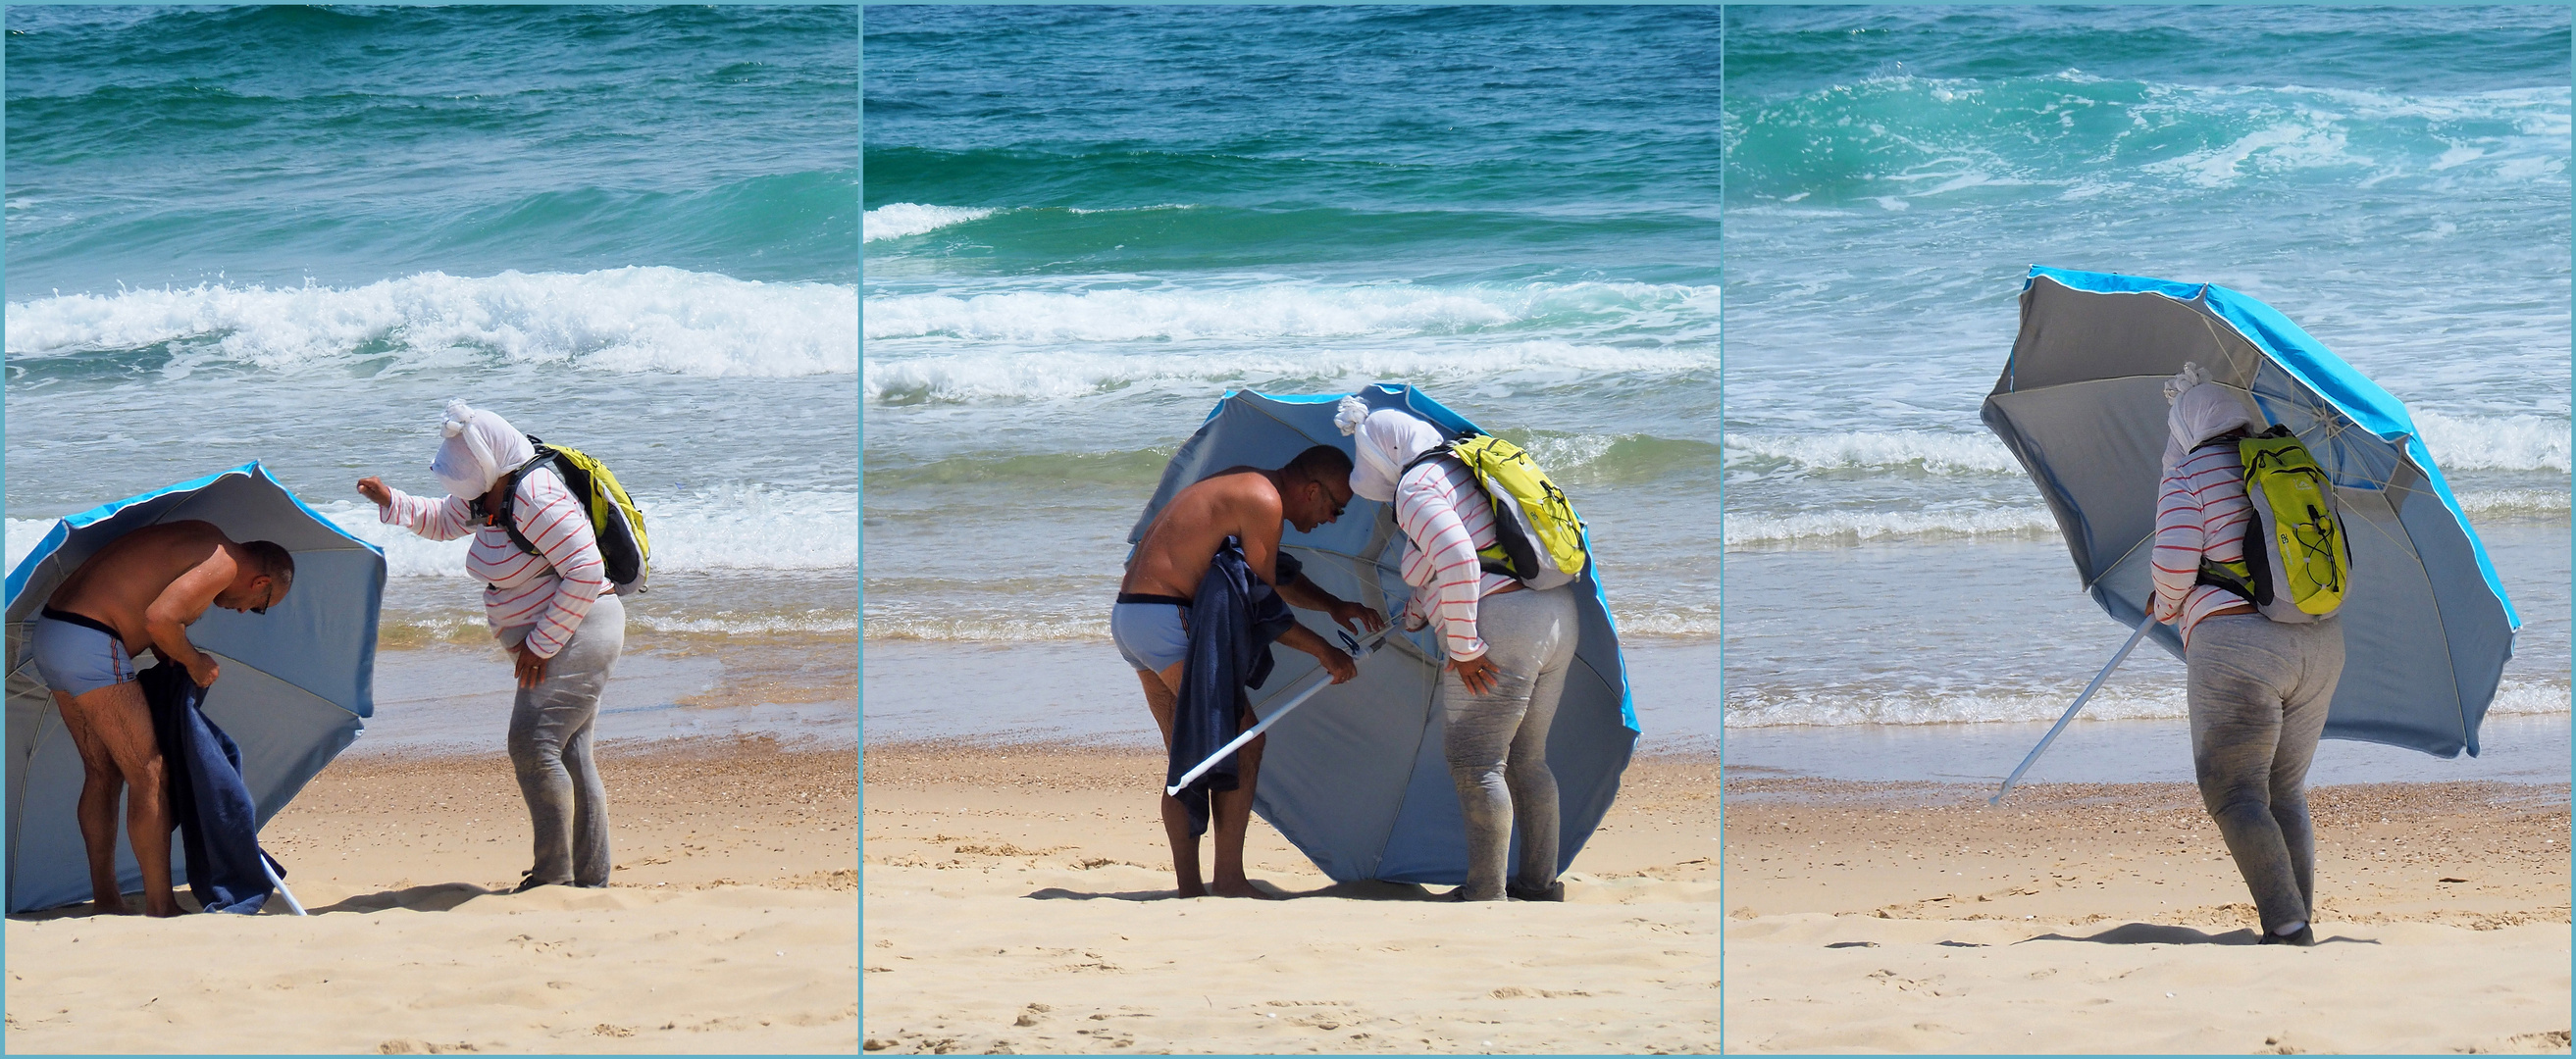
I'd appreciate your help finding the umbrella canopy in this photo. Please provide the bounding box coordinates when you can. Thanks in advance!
[6,463,385,912]
[1982,266,2518,757]
[1130,383,1637,885]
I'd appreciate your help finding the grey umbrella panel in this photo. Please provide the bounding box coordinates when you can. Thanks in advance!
[5,463,384,913]
[1983,268,2517,758]
[1133,384,1638,885]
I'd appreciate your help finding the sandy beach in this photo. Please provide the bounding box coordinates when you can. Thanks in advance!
[1725,776,2571,1054]
[863,741,2568,1054]
[863,741,1726,1055]
[6,740,858,1054]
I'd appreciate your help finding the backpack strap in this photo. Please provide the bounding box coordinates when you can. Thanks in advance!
[493,448,558,558]
[1399,437,1465,478]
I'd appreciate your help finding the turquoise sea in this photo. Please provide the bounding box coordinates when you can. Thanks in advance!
[5,6,860,748]
[863,5,1725,744]
[1723,7,2570,782]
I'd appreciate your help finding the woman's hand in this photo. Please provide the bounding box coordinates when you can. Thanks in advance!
[1449,653,1500,696]
[510,642,551,688]
[355,477,392,507]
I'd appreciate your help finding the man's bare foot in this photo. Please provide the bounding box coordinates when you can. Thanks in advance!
[1175,882,1210,899]
[1211,880,1276,899]
[143,905,184,918]
[90,897,130,916]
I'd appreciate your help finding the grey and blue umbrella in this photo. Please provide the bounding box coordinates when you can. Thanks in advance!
[5,463,385,913]
[1132,383,1637,885]
[1982,266,2517,767]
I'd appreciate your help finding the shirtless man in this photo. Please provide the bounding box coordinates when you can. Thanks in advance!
[1114,444,1387,898]
[29,521,294,916]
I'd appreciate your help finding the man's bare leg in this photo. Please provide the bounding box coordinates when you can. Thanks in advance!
[1208,711,1275,899]
[52,691,129,914]
[53,684,177,917]
[1138,667,1206,898]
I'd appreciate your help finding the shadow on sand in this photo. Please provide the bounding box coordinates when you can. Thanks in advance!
[309,882,500,914]
[2017,922,2379,946]
[1024,879,1444,902]
[8,882,506,919]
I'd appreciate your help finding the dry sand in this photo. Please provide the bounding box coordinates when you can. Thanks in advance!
[6,739,858,1054]
[1725,776,2572,1054]
[864,743,2571,1054]
[863,742,1726,1055]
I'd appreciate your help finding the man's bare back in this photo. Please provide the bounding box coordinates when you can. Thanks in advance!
[1124,467,1320,599]
[50,521,280,680]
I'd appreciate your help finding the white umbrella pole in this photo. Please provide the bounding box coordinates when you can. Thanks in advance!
[1990,620,2154,805]
[259,852,307,916]
[1166,625,1395,796]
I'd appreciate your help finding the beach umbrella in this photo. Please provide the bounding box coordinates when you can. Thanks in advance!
[5,463,385,913]
[1131,383,1638,885]
[1982,266,2518,776]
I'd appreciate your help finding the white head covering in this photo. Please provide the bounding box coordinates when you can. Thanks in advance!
[1335,395,1443,503]
[2161,362,2255,476]
[430,399,538,499]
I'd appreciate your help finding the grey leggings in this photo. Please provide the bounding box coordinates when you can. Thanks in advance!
[1439,585,1579,901]
[505,593,625,887]
[2186,613,2344,933]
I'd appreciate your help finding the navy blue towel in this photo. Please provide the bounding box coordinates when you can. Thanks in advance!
[1165,543,1301,837]
[139,662,282,915]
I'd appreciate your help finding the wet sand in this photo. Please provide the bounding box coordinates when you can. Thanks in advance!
[5,740,858,1054]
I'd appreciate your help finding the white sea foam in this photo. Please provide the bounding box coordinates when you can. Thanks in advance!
[2452,489,2572,521]
[1726,678,2569,728]
[863,613,1110,642]
[1726,507,2061,547]
[1726,430,2020,476]
[862,280,1719,344]
[4,519,56,575]
[5,268,858,378]
[863,203,997,242]
[866,339,1716,404]
[2414,412,2571,473]
[1727,683,2190,728]
[308,487,857,578]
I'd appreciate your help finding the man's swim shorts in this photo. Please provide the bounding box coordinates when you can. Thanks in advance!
[30,608,137,698]
[1111,594,1191,675]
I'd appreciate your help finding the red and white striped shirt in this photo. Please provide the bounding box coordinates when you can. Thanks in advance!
[2151,442,2255,647]
[380,466,607,659]
[1394,456,1520,662]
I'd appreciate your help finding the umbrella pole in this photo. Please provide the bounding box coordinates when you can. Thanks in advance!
[259,852,307,916]
[1991,621,2154,805]
[1166,625,1394,796]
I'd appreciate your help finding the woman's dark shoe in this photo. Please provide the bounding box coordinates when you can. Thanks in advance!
[1506,881,1567,903]
[510,872,567,894]
[2258,924,2316,946]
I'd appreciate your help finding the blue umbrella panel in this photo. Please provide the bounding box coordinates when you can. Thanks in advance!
[5,463,386,912]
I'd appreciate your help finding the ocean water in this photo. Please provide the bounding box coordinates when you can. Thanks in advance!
[862,6,1723,712]
[5,7,859,742]
[1722,8,2572,771]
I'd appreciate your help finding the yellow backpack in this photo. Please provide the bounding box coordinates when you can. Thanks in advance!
[1408,433,1589,590]
[2193,426,2348,623]
[500,437,651,594]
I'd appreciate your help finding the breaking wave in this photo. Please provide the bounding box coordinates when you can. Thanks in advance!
[5,268,859,378]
